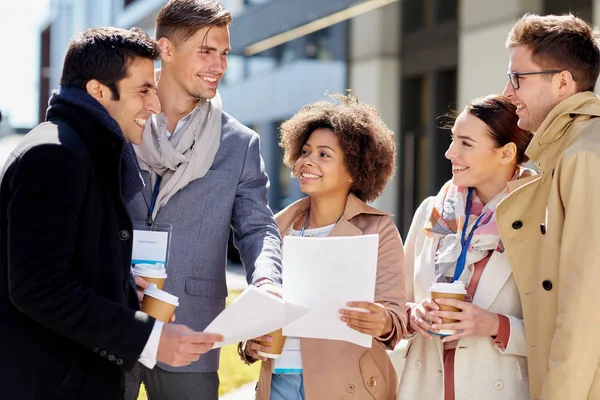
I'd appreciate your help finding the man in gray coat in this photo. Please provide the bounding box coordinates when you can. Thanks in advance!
[124,1,283,399]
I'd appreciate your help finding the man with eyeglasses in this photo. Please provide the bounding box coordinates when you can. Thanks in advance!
[496,13,600,400]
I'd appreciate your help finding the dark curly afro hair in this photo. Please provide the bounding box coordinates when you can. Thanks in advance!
[280,91,396,203]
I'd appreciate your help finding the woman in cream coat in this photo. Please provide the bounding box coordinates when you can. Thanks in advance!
[398,95,533,400]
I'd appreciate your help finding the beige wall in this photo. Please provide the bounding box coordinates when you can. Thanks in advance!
[348,2,401,215]
[458,0,543,108]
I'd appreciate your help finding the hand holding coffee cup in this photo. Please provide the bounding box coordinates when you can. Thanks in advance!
[133,263,167,290]
[429,282,467,336]
[254,328,287,359]
[430,295,501,342]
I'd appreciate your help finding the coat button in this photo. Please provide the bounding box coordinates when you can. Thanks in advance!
[100,350,107,357]
[345,382,357,393]
[494,380,504,390]
[92,347,99,353]
[119,230,131,241]
[108,354,116,362]
[540,223,546,234]
[415,360,423,369]
[542,280,553,291]
[367,377,377,388]
[512,221,523,229]
[116,358,124,366]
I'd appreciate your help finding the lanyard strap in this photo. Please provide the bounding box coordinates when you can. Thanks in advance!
[147,175,162,225]
[299,209,343,237]
[452,188,486,282]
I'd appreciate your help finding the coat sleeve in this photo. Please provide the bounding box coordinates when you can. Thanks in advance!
[6,146,154,371]
[402,197,433,340]
[374,215,408,349]
[231,132,283,286]
[541,151,600,400]
[496,314,527,357]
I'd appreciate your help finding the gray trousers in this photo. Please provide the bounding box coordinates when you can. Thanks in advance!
[125,363,219,400]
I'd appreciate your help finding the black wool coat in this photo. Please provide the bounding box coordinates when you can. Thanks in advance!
[0,99,155,399]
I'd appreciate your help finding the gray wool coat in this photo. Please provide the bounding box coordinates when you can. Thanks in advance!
[127,111,282,373]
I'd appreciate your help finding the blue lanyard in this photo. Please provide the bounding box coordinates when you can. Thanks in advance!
[452,188,486,282]
[299,209,342,237]
[146,175,162,225]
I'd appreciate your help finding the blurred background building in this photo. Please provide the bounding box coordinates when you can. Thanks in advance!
[37,0,596,235]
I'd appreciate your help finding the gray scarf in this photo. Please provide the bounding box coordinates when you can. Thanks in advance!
[134,92,222,219]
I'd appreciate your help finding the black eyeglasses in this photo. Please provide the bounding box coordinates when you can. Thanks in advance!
[507,70,563,90]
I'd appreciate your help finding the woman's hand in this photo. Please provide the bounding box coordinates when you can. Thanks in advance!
[339,301,393,337]
[408,298,442,340]
[243,334,273,362]
[430,298,499,342]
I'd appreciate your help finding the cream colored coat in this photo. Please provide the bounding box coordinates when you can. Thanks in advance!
[256,194,408,400]
[397,196,529,400]
[496,92,600,400]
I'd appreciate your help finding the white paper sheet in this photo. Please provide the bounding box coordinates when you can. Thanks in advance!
[205,285,309,349]
[282,234,379,348]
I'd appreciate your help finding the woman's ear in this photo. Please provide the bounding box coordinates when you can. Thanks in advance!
[499,142,517,165]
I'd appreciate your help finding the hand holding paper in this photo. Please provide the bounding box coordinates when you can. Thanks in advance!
[204,285,308,349]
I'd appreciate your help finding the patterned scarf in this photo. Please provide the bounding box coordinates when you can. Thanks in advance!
[48,86,144,204]
[423,167,533,284]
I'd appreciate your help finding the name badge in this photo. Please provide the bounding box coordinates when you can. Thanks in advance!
[274,337,303,374]
[132,222,172,265]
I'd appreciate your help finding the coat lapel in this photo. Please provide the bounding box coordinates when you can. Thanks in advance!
[471,251,512,310]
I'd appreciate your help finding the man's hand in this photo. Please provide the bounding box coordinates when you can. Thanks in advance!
[256,281,283,299]
[134,275,150,302]
[157,324,224,367]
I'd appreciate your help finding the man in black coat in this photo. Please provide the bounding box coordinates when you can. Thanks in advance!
[0,27,223,400]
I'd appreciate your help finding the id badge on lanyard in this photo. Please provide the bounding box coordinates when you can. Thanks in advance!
[131,221,172,266]
[131,175,172,267]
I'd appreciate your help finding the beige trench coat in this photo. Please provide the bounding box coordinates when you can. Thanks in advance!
[496,92,600,400]
[255,194,407,400]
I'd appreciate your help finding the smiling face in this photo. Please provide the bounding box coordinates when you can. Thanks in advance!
[294,128,353,200]
[502,45,562,132]
[445,111,516,201]
[97,57,160,144]
[162,24,230,100]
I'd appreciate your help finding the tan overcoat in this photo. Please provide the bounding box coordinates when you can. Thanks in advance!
[496,92,600,400]
[255,194,407,400]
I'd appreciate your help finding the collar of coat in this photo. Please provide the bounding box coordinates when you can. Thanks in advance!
[526,91,600,172]
[275,192,389,236]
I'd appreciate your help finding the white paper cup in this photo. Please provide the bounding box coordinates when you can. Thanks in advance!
[430,282,467,336]
[133,263,167,289]
[141,283,179,323]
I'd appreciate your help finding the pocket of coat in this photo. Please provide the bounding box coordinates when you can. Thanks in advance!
[359,351,387,400]
[53,358,86,399]
[185,277,228,298]
[515,356,528,381]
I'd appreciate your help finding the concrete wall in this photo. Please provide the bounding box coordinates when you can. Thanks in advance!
[348,1,401,215]
[457,0,543,108]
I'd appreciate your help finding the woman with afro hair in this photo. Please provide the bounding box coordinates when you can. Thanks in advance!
[240,91,408,400]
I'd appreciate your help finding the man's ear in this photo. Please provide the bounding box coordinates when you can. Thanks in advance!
[556,70,578,98]
[86,79,109,106]
[158,37,174,62]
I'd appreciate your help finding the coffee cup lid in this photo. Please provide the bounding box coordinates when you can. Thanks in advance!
[143,283,179,306]
[133,263,167,278]
[429,281,467,294]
